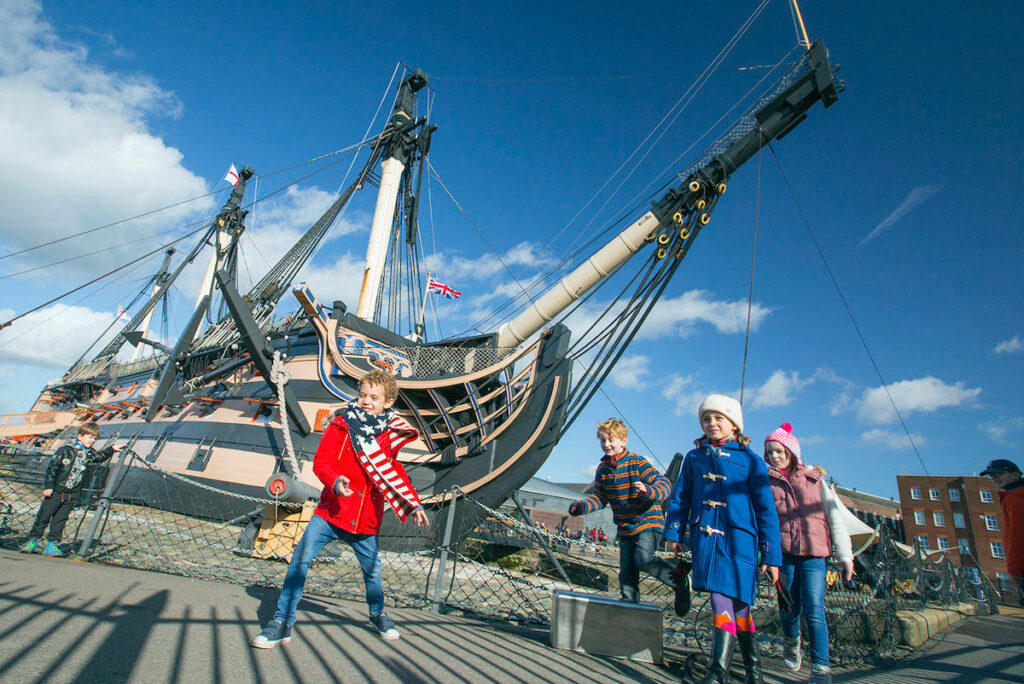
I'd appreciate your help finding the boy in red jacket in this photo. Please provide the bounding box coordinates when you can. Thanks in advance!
[252,370,429,648]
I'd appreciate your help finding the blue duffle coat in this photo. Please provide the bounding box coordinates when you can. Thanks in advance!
[663,438,782,605]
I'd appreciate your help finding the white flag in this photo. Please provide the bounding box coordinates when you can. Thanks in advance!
[116,305,131,322]
[224,164,239,187]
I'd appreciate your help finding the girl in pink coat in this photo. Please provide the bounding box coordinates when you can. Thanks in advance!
[765,423,853,684]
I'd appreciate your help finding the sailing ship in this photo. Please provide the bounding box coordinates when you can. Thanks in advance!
[1,27,841,550]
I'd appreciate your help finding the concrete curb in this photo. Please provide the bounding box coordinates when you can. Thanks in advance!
[897,602,978,647]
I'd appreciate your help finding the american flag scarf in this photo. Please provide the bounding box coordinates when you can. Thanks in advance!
[340,403,421,521]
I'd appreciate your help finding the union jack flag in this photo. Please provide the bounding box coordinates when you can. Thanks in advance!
[426,276,461,299]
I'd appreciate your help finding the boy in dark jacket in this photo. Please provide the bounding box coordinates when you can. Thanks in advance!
[252,370,429,648]
[20,421,120,556]
[567,418,688,613]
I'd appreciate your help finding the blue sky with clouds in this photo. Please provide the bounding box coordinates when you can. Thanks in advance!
[0,0,1021,499]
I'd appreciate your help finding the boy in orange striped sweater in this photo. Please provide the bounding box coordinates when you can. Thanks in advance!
[568,418,688,613]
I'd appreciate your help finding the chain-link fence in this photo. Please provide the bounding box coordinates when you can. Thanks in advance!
[0,446,1004,666]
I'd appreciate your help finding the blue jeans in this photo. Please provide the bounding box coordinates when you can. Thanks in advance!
[779,554,829,667]
[273,515,384,625]
[618,528,676,602]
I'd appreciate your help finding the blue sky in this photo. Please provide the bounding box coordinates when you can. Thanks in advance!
[0,0,1021,499]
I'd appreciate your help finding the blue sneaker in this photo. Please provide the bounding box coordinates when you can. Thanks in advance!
[369,613,400,640]
[251,620,292,648]
[42,541,64,557]
[19,539,39,553]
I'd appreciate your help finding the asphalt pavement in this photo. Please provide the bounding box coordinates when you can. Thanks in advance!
[2,548,1022,683]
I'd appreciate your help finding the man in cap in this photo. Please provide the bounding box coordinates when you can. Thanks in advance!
[981,458,1024,604]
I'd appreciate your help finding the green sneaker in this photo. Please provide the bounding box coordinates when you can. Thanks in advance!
[19,539,39,553]
[42,541,64,557]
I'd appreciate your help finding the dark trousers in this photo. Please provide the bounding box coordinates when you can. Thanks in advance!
[28,492,75,541]
[618,528,676,602]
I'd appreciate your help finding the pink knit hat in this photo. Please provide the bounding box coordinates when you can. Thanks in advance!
[764,422,801,465]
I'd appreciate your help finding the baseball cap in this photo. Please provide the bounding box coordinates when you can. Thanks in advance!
[981,458,1021,476]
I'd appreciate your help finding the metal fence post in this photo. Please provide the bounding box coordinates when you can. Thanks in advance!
[431,490,458,614]
[77,448,132,557]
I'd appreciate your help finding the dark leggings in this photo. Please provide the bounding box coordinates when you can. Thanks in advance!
[29,492,75,541]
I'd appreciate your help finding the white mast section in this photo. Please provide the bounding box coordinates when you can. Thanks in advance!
[496,211,660,348]
[190,227,232,339]
[130,285,158,363]
[356,155,406,320]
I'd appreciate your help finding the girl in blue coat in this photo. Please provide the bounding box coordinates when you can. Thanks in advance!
[664,394,781,684]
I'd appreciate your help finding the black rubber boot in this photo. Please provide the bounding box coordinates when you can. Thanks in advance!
[737,631,763,684]
[696,629,736,684]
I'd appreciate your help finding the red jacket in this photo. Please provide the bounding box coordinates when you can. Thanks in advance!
[999,485,1024,577]
[312,416,417,535]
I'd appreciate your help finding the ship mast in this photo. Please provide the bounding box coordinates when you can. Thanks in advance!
[355,70,430,322]
[496,41,840,349]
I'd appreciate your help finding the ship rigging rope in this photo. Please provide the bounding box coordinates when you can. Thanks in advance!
[768,143,932,478]
[0,223,211,331]
[739,144,764,404]
[270,350,302,477]
[452,44,799,338]
[0,136,375,264]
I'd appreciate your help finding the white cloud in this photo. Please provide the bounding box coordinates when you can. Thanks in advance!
[639,289,771,339]
[746,370,811,409]
[661,373,708,418]
[860,428,926,450]
[978,417,1024,445]
[0,302,118,367]
[856,376,981,424]
[860,184,941,246]
[607,354,650,390]
[0,0,213,279]
[994,336,1024,354]
[577,463,597,479]
[424,241,556,282]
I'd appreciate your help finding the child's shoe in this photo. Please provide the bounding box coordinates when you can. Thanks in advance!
[809,663,832,683]
[19,538,40,553]
[251,619,292,648]
[41,541,64,557]
[783,636,802,671]
[369,612,400,640]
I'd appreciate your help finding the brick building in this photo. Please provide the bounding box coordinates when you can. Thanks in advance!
[896,475,1018,600]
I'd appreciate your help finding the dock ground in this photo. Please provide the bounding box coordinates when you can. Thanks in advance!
[2,548,1022,683]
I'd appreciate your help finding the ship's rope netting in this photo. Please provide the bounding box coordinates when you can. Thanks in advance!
[0,447,1010,666]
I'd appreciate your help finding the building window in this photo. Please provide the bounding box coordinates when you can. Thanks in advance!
[948,488,961,502]
[953,513,966,528]
[965,566,980,582]
[984,515,999,531]
[910,487,922,500]
[991,541,1004,559]
[958,539,970,554]
[937,537,949,550]
[997,572,1013,590]
[916,535,930,550]
[933,512,945,527]
[914,510,926,525]
[980,489,993,503]
[929,488,940,501]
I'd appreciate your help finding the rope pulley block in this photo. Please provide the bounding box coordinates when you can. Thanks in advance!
[700,213,711,225]
[716,182,727,195]
[657,233,671,245]
[689,180,701,192]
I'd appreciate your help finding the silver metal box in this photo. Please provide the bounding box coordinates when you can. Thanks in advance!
[550,589,663,664]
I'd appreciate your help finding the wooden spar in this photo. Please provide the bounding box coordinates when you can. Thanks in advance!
[356,155,406,320]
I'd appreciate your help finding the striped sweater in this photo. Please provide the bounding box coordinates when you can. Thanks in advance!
[572,450,671,536]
